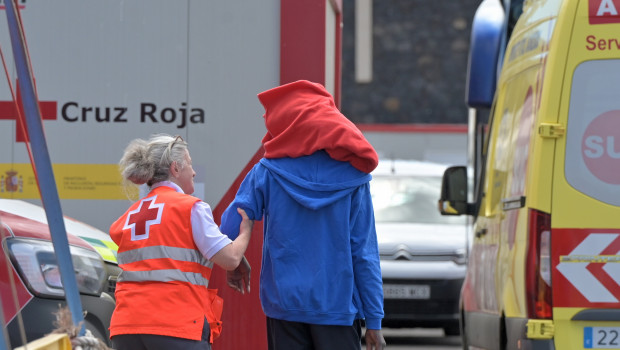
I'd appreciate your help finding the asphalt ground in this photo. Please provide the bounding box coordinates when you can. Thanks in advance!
[364,328,462,350]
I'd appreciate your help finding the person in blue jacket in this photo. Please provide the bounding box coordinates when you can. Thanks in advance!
[220,80,386,350]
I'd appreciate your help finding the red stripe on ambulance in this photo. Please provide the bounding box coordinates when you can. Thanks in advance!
[553,229,620,307]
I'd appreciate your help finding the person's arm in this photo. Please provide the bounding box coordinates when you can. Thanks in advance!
[210,208,254,270]
[220,166,264,239]
[191,203,253,271]
[219,165,264,291]
[350,183,385,332]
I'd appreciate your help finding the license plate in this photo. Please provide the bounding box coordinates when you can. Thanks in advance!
[383,284,430,299]
[585,327,620,349]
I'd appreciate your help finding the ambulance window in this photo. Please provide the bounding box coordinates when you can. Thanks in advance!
[479,89,511,217]
[482,66,536,215]
[489,108,513,211]
[565,60,620,206]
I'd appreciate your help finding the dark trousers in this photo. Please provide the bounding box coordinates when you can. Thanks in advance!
[267,317,363,350]
[112,318,211,350]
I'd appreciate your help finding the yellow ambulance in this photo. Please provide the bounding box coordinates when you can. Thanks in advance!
[439,0,620,348]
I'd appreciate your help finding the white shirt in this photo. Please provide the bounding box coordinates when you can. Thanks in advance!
[152,181,233,260]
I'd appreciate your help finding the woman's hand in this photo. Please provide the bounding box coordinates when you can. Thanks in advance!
[227,256,251,294]
[238,208,253,237]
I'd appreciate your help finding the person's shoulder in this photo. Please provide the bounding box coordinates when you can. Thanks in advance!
[173,191,202,205]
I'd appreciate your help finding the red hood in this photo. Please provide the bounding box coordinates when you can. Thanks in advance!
[0,211,91,249]
[258,80,378,174]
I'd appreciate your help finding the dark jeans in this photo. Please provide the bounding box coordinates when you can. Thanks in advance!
[112,317,211,350]
[267,317,363,350]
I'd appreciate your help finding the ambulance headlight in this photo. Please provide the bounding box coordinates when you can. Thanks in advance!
[7,238,106,298]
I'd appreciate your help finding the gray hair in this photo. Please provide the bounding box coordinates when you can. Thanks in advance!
[119,134,189,186]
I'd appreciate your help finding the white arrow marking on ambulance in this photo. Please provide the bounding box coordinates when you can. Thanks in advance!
[557,234,619,303]
[603,253,620,288]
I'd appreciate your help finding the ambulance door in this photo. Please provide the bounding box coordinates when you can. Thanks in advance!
[549,0,620,347]
[495,66,539,324]
[551,58,620,349]
[463,82,509,349]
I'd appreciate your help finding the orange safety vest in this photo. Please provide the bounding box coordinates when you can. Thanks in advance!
[109,186,223,342]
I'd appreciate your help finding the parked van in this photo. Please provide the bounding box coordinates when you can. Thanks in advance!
[439,0,620,349]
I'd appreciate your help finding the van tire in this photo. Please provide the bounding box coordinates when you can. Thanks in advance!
[500,315,507,350]
[460,310,468,350]
[461,331,469,350]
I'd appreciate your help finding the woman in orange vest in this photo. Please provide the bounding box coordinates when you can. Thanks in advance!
[109,134,253,350]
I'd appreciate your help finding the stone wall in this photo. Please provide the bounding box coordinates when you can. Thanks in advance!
[341,0,482,124]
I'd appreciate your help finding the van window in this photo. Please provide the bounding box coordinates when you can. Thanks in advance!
[565,60,620,206]
[371,175,467,225]
[483,65,537,218]
[482,94,511,216]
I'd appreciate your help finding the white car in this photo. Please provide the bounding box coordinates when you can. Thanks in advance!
[370,159,468,335]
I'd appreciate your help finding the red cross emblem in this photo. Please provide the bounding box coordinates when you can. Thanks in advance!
[0,79,57,142]
[124,195,164,241]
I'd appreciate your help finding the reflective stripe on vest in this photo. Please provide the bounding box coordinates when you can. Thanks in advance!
[118,269,210,286]
[117,245,213,286]
[118,245,210,266]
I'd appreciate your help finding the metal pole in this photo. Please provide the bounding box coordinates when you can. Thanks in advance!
[3,0,85,335]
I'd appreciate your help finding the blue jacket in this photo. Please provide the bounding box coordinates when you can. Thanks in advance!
[220,150,384,329]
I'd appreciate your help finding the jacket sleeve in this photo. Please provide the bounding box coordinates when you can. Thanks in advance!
[219,165,264,240]
[350,182,384,330]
